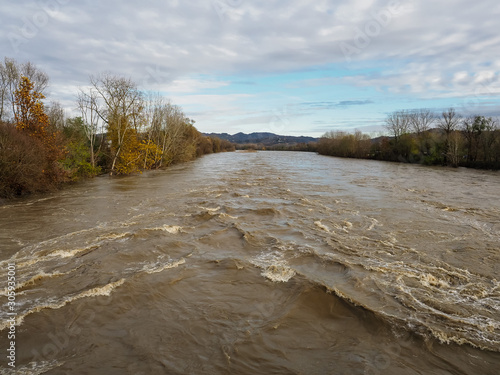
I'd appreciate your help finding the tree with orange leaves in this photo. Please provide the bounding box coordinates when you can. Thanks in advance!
[14,76,64,181]
[14,76,49,134]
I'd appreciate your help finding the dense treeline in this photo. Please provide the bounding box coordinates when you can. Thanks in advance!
[0,58,234,198]
[318,108,500,169]
[266,142,318,152]
[236,142,317,151]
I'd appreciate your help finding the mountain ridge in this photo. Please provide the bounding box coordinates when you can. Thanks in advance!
[204,132,318,146]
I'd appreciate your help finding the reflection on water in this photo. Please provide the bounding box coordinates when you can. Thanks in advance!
[1,151,499,374]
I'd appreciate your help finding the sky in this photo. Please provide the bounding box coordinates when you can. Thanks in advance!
[2,0,500,137]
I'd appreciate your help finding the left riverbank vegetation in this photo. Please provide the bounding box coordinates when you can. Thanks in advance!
[0,58,234,198]
[317,108,500,170]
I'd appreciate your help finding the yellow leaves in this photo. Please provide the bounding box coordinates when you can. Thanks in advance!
[140,139,163,170]
[14,76,50,142]
[113,133,164,175]
[114,132,141,175]
[13,75,65,179]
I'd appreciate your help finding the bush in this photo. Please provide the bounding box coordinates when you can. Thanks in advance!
[0,122,57,197]
[61,140,101,179]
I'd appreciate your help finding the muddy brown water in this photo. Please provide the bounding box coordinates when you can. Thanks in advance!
[1,151,499,374]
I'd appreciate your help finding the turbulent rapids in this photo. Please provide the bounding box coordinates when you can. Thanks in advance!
[1,151,499,374]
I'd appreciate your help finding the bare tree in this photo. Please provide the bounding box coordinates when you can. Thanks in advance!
[438,108,461,135]
[46,101,65,131]
[409,109,436,155]
[385,110,411,143]
[447,130,463,167]
[87,73,143,174]
[0,58,49,121]
[140,92,155,169]
[145,99,188,167]
[437,108,462,164]
[461,116,476,162]
[77,88,103,168]
[409,109,435,135]
[166,105,194,164]
[0,64,7,121]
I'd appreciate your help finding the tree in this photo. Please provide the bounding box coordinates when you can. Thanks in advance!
[61,117,101,178]
[0,64,7,121]
[0,122,49,197]
[15,77,50,139]
[77,87,104,168]
[150,101,191,166]
[439,108,461,135]
[409,108,435,135]
[408,108,435,156]
[0,58,49,121]
[447,130,463,167]
[438,108,461,165]
[14,76,64,181]
[88,73,143,174]
[385,110,411,143]
[461,115,491,163]
[461,116,477,162]
[140,92,165,169]
[480,117,498,163]
[46,101,65,131]
[148,98,175,167]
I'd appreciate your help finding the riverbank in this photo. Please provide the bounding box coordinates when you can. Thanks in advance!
[0,119,235,199]
[0,58,237,199]
[316,114,500,170]
[263,127,500,170]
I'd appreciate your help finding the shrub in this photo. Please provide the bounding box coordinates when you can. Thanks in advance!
[0,122,56,197]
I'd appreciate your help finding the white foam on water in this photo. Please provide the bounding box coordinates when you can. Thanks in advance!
[314,221,331,233]
[198,206,220,212]
[0,271,67,296]
[394,281,500,350]
[0,359,64,375]
[79,279,126,298]
[143,258,186,274]
[147,225,183,234]
[32,226,104,250]
[367,218,380,231]
[419,273,451,288]
[0,279,126,331]
[219,213,238,219]
[95,232,130,242]
[251,246,296,283]
[343,221,353,229]
[162,225,183,234]
[48,245,99,259]
[261,265,296,282]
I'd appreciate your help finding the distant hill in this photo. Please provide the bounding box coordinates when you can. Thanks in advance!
[204,132,318,146]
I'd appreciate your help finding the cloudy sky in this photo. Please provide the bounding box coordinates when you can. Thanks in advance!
[2,0,500,136]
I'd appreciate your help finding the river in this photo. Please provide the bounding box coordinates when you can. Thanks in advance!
[1,151,499,374]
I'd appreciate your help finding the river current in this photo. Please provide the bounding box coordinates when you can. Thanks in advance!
[1,151,499,374]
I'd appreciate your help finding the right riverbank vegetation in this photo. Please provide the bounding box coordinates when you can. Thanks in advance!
[316,108,500,169]
[0,58,234,198]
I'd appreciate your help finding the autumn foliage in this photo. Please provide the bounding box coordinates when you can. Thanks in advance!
[0,76,67,197]
[14,76,49,134]
[0,59,234,198]
[14,76,65,174]
[0,122,50,197]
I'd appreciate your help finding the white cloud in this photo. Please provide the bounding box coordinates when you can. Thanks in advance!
[164,79,230,94]
[1,0,500,133]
